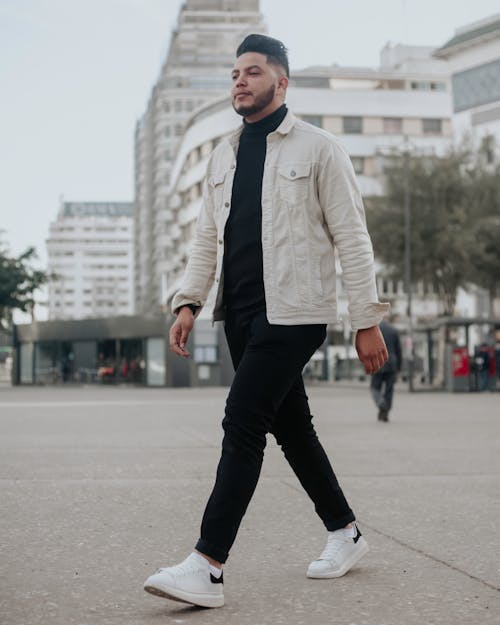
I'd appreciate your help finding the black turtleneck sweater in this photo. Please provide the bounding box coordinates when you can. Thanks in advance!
[223,104,288,313]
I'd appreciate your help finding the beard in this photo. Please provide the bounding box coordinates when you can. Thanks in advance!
[232,83,276,118]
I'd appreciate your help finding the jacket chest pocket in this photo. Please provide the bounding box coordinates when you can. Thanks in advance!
[278,163,311,203]
[208,171,228,215]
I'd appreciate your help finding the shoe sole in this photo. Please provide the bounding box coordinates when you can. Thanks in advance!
[144,583,224,608]
[306,537,370,579]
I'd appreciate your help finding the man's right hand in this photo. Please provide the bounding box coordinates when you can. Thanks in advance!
[169,307,195,358]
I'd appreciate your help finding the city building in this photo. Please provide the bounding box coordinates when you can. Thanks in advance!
[46,201,134,320]
[434,13,500,151]
[134,0,266,315]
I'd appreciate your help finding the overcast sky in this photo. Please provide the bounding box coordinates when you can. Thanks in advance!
[2,0,500,264]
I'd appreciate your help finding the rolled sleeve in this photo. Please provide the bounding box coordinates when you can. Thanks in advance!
[349,302,391,332]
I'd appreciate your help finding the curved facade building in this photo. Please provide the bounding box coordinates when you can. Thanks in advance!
[164,47,453,325]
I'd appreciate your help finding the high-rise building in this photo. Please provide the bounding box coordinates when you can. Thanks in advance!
[46,202,134,320]
[134,0,266,314]
[434,13,500,151]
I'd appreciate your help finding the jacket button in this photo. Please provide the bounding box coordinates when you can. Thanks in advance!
[218,239,223,244]
[224,202,230,207]
[290,170,296,177]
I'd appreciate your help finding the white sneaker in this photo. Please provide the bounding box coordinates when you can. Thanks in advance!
[144,552,224,608]
[307,525,369,578]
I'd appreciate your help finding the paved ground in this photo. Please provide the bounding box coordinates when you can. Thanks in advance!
[0,384,499,625]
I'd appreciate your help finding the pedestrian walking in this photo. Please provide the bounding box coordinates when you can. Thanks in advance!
[477,343,491,391]
[370,319,402,422]
[144,34,389,608]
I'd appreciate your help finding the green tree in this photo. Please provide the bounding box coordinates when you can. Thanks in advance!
[366,145,472,315]
[0,247,51,328]
[463,145,500,313]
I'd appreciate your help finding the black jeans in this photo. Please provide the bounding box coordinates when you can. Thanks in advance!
[195,310,355,563]
[370,370,397,412]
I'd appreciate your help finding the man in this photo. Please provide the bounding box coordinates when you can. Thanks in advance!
[144,34,389,609]
[370,318,402,422]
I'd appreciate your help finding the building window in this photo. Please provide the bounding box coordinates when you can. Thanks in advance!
[174,100,182,112]
[480,134,495,164]
[185,100,194,112]
[343,116,363,134]
[174,124,183,136]
[422,119,442,135]
[350,157,365,175]
[411,80,446,92]
[383,117,402,134]
[194,345,218,363]
[164,126,171,137]
[302,115,323,128]
[452,58,500,112]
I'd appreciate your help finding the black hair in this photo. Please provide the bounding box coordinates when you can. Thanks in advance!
[236,34,289,77]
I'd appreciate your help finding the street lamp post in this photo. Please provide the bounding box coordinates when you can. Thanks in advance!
[403,136,414,392]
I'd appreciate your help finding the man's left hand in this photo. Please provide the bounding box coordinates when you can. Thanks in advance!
[355,326,388,375]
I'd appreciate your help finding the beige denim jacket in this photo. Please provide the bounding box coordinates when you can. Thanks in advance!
[172,111,389,331]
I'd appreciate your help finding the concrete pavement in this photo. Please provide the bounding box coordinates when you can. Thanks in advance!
[0,384,499,625]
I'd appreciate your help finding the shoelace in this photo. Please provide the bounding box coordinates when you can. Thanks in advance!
[318,535,350,562]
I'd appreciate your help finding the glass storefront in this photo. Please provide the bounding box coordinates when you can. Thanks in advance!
[14,315,235,387]
[19,338,149,385]
[146,337,165,386]
[20,343,34,384]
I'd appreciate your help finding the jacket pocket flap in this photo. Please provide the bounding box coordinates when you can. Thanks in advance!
[278,163,311,180]
[208,172,226,187]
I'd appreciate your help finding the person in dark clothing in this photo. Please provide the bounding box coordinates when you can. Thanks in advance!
[370,319,402,422]
[144,34,389,608]
[477,343,491,391]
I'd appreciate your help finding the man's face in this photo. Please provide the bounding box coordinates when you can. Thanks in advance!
[231,52,287,122]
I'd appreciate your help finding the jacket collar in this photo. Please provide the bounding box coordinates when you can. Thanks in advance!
[228,109,297,151]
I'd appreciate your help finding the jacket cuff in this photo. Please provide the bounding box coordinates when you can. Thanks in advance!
[349,302,390,332]
[171,295,203,318]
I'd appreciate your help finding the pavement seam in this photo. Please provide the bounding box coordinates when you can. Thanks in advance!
[360,521,500,594]
[280,479,500,594]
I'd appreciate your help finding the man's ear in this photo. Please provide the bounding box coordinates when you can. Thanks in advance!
[277,75,289,94]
